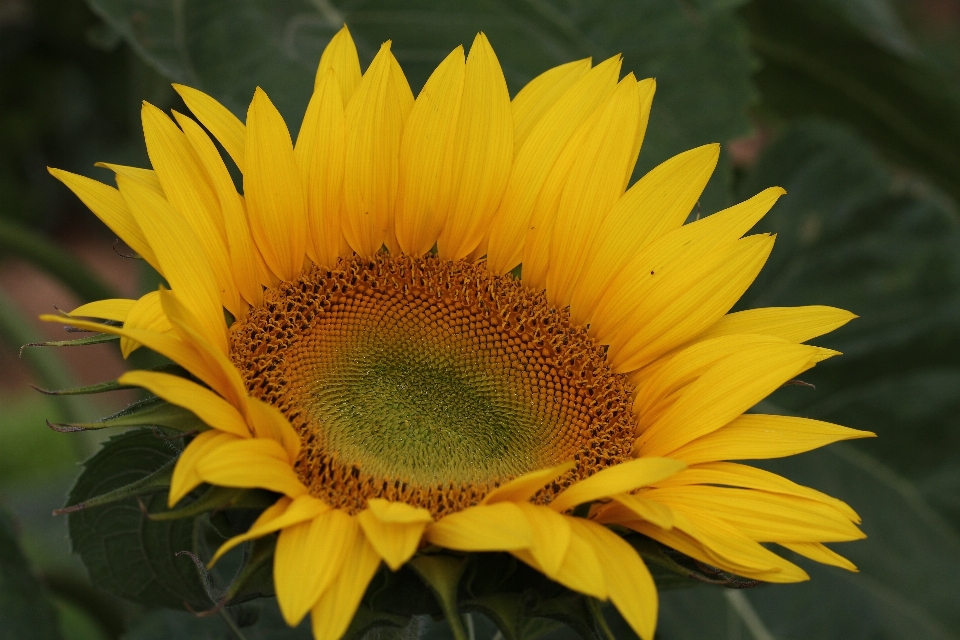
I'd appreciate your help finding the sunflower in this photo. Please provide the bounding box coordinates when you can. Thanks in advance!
[45,26,873,640]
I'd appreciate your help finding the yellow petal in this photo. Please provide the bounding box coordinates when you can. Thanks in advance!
[626,510,808,583]
[780,542,858,572]
[316,25,362,105]
[176,111,263,309]
[155,288,248,410]
[69,298,135,322]
[357,501,431,571]
[95,163,164,195]
[395,46,465,256]
[515,502,571,578]
[47,168,158,268]
[511,58,591,151]
[276,509,356,626]
[513,517,607,600]
[117,176,228,354]
[195,438,308,498]
[568,144,720,325]
[296,69,346,268]
[545,74,641,307]
[643,485,864,543]
[118,291,174,357]
[698,305,858,343]
[173,84,246,172]
[636,342,821,456]
[593,493,675,529]
[481,461,575,504]
[364,499,434,524]
[606,235,777,373]
[576,519,658,640]
[243,395,302,462]
[591,186,785,346]
[549,457,686,513]
[624,78,656,191]
[142,104,245,318]
[41,314,235,404]
[169,430,239,506]
[436,33,514,261]
[630,334,789,425]
[244,88,308,282]
[310,530,381,640]
[425,502,532,551]
[118,370,250,438]
[211,495,331,565]
[342,42,413,257]
[670,413,875,466]
[485,55,622,275]
[653,461,860,522]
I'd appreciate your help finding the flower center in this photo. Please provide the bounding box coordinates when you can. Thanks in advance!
[230,254,636,516]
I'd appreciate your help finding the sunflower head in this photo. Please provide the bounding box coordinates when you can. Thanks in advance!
[46,24,873,640]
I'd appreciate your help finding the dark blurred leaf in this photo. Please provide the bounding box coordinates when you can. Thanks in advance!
[0,509,66,640]
[738,120,960,530]
[67,429,212,611]
[84,0,756,211]
[819,0,919,58]
[121,599,311,640]
[742,0,960,204]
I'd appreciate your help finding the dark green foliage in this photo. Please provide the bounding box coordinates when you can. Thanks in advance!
[66,429,213,611]
[743,0,960,204]
[0,509,65,640]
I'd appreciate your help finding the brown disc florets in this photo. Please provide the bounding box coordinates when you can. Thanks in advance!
[229,253,636,517]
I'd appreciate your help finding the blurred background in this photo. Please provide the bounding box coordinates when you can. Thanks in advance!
[1,0,959,638]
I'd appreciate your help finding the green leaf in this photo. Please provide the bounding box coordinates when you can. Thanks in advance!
[741,0,960,204]
[0,508,66,640]
[67,429,213,611]
[49,396,207,433]
[84,0,755,211]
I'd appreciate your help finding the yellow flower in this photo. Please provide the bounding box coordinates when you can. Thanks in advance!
[45,26,873,640]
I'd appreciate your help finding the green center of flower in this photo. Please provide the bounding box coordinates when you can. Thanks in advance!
[305,337,544,486]
[230,254,636,516]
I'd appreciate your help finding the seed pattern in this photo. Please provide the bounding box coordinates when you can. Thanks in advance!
[230,254,636,517]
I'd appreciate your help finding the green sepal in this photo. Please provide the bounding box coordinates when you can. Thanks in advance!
[23,332,119,349]
[149,486,276,521]
[33,363,185,396]
[47,396,206,433]
[409,554,471,640]
[55,458,173,515]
